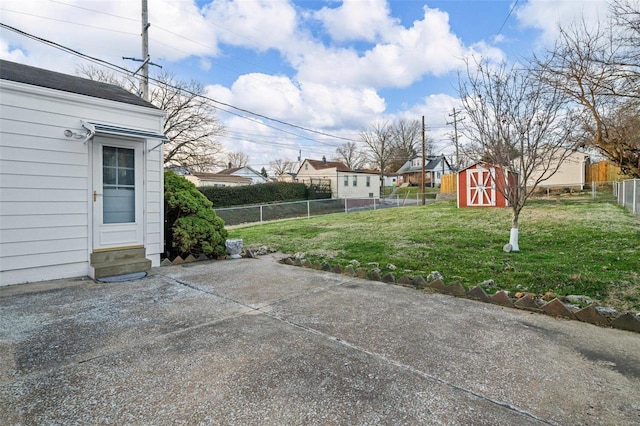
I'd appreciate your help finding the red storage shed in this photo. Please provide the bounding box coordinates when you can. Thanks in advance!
[457,162,517,208]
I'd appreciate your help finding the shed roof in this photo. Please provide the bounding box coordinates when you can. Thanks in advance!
[0,60,157,109]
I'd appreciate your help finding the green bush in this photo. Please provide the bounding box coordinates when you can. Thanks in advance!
[164,171,228,258]
[199,182,324,207]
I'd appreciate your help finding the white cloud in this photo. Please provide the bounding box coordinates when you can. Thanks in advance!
[313,0,396,42]
[515,0,611,47]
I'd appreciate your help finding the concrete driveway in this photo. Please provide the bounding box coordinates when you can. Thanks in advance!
[1,254,639,425]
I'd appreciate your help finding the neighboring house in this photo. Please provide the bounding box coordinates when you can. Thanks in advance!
[185,172,252,187]
[277,172,296,182]
[457,162,517,208]
[217,165,268,184]
[396,155,453,187]
[0,60,167,286]
[526,149,589,190]
[295,157,381,198]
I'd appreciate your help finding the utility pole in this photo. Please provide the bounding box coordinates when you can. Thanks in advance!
[141,0,149,101]
[123,0,161,101]
[421,115,426,206]
[447,107,465,171]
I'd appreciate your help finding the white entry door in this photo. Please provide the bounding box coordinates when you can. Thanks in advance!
[92,137,144,250]
[467,168,496,207]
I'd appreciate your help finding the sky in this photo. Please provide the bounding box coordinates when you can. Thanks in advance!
[0,0,613,173]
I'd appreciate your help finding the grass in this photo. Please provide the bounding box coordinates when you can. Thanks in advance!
[229,194,640,312]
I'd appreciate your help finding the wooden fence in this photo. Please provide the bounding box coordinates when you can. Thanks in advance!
[586,161,626,182]
[440,173,457,193]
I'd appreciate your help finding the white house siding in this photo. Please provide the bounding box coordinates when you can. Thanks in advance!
[338,173,380,198]
[0,80,164,286]
[527,150,588,189]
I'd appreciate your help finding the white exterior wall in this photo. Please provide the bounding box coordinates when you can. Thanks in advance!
[527,151,588,189]
[337,172,380,198]
[295,162,380,198]
[0,80,165,286]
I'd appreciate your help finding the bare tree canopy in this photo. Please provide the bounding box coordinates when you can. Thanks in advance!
[77,66,226,172]
[360,121,394,194]
[269,158,297,176]
[226,151,250,168]
[533,1,640,177]
[333,141,366,170]
[459,59,578,250]
[388,119,422,172]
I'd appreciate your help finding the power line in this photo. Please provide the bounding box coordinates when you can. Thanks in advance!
[496,0,520,38]
[0,22,358,145]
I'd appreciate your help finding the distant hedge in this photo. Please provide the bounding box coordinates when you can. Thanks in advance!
[199,182,329,208]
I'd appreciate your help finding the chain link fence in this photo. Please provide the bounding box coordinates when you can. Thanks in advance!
[215,195,436,226]
[614,179,639,217]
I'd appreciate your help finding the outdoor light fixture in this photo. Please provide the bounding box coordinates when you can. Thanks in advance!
[63,122,95,144]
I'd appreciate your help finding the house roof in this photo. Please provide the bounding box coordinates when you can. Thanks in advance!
[396,156,450,174]
[192,173,252,184]
[217,166,265,178]
[0,60,157,109]
[306,159,352,172]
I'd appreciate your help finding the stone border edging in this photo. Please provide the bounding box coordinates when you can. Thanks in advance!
[280,256,640,334]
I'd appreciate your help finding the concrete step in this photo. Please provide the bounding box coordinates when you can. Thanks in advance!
[92,257,151,279]
[90,247,146,265]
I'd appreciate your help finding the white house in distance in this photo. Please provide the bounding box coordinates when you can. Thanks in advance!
[396,155,453,187]
[0,60,167,286]
[185,172,252,187]
[295,157,381,198]
[526,149,590,190]
[217,165,268,184]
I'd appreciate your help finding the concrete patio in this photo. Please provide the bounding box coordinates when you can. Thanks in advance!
[1,254,639,425]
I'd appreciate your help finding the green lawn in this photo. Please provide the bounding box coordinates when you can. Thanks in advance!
[228,195,640,312]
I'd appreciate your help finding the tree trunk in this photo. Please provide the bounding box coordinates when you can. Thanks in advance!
[509,208,520,252]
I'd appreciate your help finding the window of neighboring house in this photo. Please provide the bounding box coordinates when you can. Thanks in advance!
[353,175,357,186]
[436,172,441,179]
[344,175,348,186]
[366,176,371,187]
[305,164,308,170]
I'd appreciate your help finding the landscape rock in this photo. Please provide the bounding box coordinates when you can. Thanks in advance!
[479,279,496,289]
[343,265,356,276]
[427,271,443,282]
[313,261,322,270]
[443,282,466,297]
[283,258,294,266]
[412,276,427,289]
[611,313,640,333]
[397,275,413,285]
[302,259,313,268]
[350,259,361,267]
[564,295,594,305]
[160,258,172,267]
[356,268,369,279]
[368,270,382,281]
[332,264,343,274]
[467,286,490,302]
[321,262,332,272]
[197,254,209,261]
[574,304,610,327]
[490,291,514,307]
[541,298,576,319]
[382,272,396,284]
[426,278,445,292]
[515,295,539,310]
[184,254,197,263]
[595,306,618,319]
[293,257,303,266]
[172,256,185,265]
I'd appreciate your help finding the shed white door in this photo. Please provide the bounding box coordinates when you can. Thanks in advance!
[467,168,496,206]
[92,137,144,250]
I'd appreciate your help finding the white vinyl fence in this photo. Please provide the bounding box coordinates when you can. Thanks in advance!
[216,195,436,226]
[614,179,639,216]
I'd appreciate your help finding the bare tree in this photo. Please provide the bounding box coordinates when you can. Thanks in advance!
[459,60,578,251]
[534,13,640,177]
[226,152,250,168]
[77,66,226,171]
[388,119,422,172]
[269,158,297,176]
[333,141,366,170]
[360,121,394,196]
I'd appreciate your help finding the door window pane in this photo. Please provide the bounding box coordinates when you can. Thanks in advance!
[103,146,135,223]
